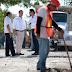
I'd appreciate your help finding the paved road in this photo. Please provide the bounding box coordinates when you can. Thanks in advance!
[0,48,72,72]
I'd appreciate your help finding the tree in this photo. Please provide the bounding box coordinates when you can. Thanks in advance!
[0,9,8,32]
[0,0,49,8]
[0,0,31,7]
[34,1,40,7]
[39,0,49,3]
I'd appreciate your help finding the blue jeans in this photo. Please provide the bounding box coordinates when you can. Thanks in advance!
[1,42,4,47]
[37,38,50,70]
[32,29,39,53]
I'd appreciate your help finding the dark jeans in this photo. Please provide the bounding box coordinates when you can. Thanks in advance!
[22,38,26,48]
[52,40,58,51]
[1,42,4,47]
[5,33,15,56]
[22,32,26,48]
[32,29,39,53]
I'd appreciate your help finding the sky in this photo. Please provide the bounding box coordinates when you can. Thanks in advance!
[1,0,64,21]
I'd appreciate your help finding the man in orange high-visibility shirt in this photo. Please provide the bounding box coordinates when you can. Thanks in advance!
[36,0,64,72]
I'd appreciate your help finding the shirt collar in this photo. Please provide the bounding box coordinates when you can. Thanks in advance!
[18,16,23,19]
[6,16,10,19]
[31,14,35,18]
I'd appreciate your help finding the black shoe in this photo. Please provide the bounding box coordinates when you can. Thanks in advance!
[37,67,46,71]
[6,55,10,57]
[12,54,16,56]
[32,52,39,55]
[37,68,40,70]
[19,53,24,55]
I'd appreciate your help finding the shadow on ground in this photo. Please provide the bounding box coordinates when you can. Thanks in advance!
[44,68,72,72]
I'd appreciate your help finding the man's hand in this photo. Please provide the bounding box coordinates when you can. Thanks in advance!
[61,30,64,35]
[15,31,18,36]
[24,29,27,31]
[36,33,40,39]
[29,23,31,25]
[10,33,12,38]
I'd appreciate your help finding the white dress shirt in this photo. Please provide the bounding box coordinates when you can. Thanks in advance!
[4,16,13,33]
[13,17,26,31]
[28,15,37,29]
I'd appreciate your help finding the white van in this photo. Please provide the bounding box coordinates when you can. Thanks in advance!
[49,11,72,48]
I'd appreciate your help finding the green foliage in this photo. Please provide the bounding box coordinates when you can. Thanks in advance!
[0,9,7,32]
[0,0,50,7]
[39,0,49,3]
[0,0,31,7]
[69,2,72,5]
[34,1,40,7]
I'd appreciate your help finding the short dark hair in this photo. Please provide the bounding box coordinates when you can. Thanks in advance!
[19,10,23,13]
[30,9,35,14]
[6,12,11,16]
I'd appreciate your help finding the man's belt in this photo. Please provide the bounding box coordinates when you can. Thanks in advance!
[41,26,52,28]
[16,30,24,32]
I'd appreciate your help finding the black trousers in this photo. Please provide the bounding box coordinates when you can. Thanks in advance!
[5,33,15,56]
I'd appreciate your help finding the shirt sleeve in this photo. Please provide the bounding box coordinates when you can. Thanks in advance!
[5,19,10,26]
[28,18,31,24]
[52,20,62,31]
[38,8,46,18]
[36,17,43,34]
[13,19,16,29]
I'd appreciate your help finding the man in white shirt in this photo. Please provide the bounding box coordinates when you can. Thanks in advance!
[13,10,26,55]
[28,9,39,55]
[4,12,15,57]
